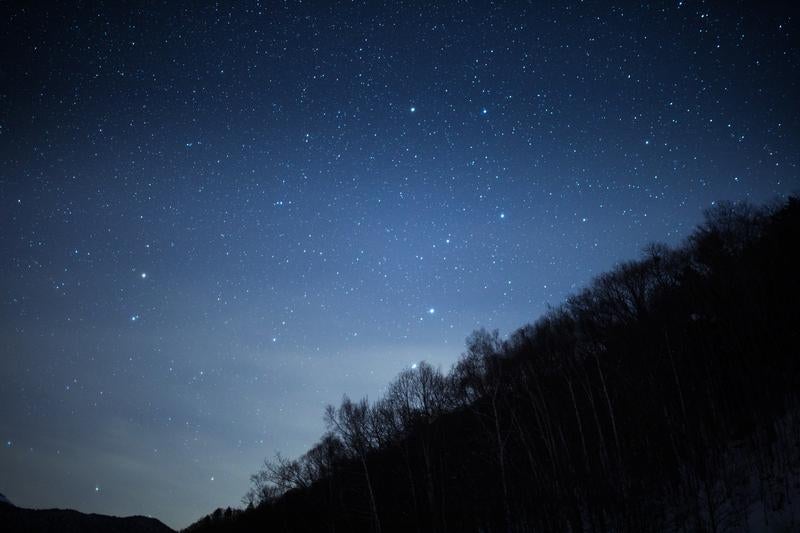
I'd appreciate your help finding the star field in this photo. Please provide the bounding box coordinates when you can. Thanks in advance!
[1,1,798,529]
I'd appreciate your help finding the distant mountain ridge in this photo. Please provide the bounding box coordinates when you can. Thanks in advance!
[0,499,174,533]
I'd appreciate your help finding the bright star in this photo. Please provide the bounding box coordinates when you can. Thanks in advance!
[140,272,147,279]
[410,106,416,113]
[428,308,435,314]
[411,363,418,370]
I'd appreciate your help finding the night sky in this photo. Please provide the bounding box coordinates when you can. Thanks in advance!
[1,1,797,529]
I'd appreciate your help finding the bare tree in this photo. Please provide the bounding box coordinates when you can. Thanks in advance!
[326,396,382,533]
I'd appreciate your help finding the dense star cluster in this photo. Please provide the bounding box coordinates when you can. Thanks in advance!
[1,1,797,529]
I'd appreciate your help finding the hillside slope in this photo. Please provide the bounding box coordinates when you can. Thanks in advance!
[188,198,800,532]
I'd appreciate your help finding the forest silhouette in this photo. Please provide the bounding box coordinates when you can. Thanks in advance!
[187,198,800,532]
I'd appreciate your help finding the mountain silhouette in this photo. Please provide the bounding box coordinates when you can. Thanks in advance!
[0,497,174,533]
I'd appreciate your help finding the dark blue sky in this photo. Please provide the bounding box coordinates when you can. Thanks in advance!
[1,1,797,528]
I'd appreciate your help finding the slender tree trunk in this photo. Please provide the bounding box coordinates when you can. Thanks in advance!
[401,444,421,533]
[582,368,609,470]
[567,377,590,471]
[421,434,437,529]
[512,411,540,480]
[664,330,687,425]
[492,396,513,532]
[524,366,559,487]
[361,456,382,533]
[595,353,621,466]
